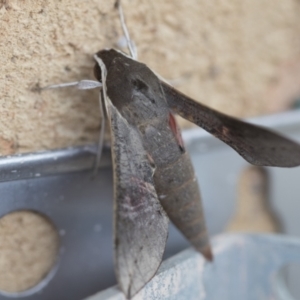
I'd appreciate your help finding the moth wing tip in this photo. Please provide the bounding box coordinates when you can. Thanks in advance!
[201,245,214,262]
[121,279,140,300]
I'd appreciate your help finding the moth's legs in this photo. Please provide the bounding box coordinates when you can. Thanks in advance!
[37,79,106,172]
[94,91,106,175]
[115,0,138,60]
[115,2,188,87]
[39,80,102,91]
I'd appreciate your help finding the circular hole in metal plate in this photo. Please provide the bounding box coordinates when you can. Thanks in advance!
[0,210,60,296]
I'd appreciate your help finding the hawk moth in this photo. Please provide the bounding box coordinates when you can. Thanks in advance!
[41,2,300,298]
[93,48,300,299]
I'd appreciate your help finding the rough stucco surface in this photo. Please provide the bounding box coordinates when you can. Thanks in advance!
[0,211,59,292]
[1,0,300,294]
[1,0,300,155]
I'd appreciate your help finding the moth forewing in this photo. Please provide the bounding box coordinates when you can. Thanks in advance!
[161,82,300,167]
[95,54,169,298]
[109,103,169,299]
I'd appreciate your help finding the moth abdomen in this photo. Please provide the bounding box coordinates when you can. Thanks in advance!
[153,152,212,260]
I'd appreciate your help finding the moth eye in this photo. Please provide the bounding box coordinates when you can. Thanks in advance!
[131,78,148,91]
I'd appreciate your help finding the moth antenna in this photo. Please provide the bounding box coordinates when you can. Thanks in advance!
[38,80,102,91]
[94,91,106,175]
[115,0,138,60]
[36,77,104,172]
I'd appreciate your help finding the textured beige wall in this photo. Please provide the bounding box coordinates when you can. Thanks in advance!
[1,0,300,155]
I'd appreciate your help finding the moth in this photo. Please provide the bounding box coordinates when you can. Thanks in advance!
[93,48,300,298]
[43,2,300,299]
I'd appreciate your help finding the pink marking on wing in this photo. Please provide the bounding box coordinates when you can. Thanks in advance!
[168,113,185,150]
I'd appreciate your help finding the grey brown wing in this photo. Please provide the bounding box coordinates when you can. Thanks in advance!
[162,82,300,167]
[107,101,169,299]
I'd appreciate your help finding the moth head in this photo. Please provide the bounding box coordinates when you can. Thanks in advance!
[93,49,129,82]
[93,49,169,123]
